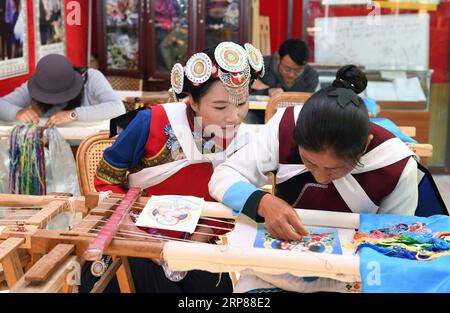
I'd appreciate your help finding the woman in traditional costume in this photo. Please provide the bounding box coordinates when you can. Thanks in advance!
[80,42,265,293]
[209,66,419,292]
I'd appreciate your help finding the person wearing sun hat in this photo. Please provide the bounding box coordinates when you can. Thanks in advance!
[79,42,264,293]
[0,54,125,126]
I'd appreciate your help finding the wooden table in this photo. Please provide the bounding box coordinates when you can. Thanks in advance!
[0,120,109,142]
[115,90,169,101]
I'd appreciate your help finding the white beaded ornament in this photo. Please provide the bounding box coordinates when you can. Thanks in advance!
[244,43,263,72]
[214,42,248,73]
[185,53,212,85]
[170,63,184,95]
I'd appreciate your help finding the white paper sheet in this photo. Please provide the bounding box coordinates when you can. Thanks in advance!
[380,71,407,81]
[366,78,426,102]
[135,195,204,234]
[394,77,426,101]
[366,82,398,101]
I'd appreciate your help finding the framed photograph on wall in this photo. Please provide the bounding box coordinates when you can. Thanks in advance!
[0,0,29,79]
[34,0,66,62]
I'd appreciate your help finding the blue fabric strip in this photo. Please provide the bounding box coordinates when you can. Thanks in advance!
[222,181,260,216]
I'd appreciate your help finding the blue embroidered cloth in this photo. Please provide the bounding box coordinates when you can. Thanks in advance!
[370,118,418,143]
[359,214,450,293]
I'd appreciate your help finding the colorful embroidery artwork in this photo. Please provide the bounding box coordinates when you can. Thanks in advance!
[253,224,343,255]
[135,195,204,234]
[350,222,450,261]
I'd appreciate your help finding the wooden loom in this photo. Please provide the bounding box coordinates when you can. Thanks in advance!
[0,193,89,289]
[0,191,363,293]
[0,191,237,292]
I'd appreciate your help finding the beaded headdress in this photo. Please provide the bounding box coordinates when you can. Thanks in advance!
[170,42,264,106]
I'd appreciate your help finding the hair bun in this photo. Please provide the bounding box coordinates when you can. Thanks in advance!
[332,64,367,94]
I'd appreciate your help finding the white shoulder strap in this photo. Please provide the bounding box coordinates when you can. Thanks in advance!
[161,103,202,161]
[129,103,251,189]
[334,137,415,213]
[352,137,415,174]
[332,175,379,214]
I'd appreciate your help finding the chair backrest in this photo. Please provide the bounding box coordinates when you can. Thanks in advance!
[398,127,433,157]
[106,75,143,91]
[76,132,116,195]
[264,92,313,123]
[124,96,170,112]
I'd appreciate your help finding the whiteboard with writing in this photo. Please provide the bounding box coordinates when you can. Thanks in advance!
[314,14,429,70]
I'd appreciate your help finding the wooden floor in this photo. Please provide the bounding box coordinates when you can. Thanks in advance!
[433,174,450,214]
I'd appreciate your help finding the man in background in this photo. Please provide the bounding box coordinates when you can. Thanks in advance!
[251,39,319,97]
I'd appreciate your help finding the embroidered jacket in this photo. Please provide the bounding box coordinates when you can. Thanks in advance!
[95,102,252,238]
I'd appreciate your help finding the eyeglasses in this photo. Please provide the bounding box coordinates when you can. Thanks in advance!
[279,62,304,76]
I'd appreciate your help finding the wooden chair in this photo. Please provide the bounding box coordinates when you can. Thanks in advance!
[393,126,432,157]
[264,92,313,123]
[76,132,115,196]
[106,75,143,91]
[124,96,170,112]
[262,92,312,194]
[107,75,144,112]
